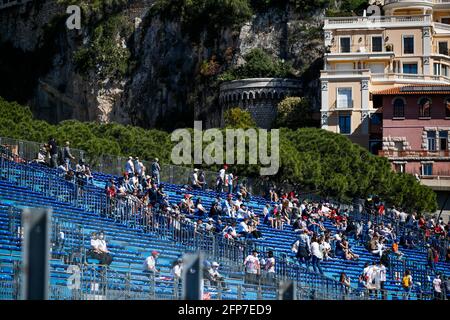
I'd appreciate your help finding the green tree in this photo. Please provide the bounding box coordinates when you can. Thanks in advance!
[219,48,295,81]
[274,96,319,129]
[223,107,256,129]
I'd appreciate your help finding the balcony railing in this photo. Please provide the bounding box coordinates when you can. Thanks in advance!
[371,72,450,83]
[379,149,450,157]
[324,15,432,27]
[327,44,394,54]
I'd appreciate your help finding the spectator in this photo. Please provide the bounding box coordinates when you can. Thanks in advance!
[321,235,333,260]
[151,158,161,185]
[295,230,312,270]
[89,231,113,266]
[134,157,143,179]
[143,251,160,275]
[171,258,183,280]
[31,144,48,165]
[310,236,324,275]
[225,171,234,194]
[426,244,436,272]
[197,170,207,190]
[433,273,443,300]
[244,250,261,285]
[263,250,276,284]
[216,165,226,192]
[392,240,404,260]
[191,168,201,189]
[207,262,228,290]
[340,272,351,297]
[238,218,262,239]
[340,238,359,261]
[443,275,450,300]
[125,156,135,177]
[402,269,413,300]
[62,141,75,167]
[377,261,387,300]
[195,198,207,216]
[48,137,58,168]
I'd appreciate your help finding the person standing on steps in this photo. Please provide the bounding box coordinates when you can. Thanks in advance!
[63,141,75,169]
[151,158,161,185]
[48,137,58,168]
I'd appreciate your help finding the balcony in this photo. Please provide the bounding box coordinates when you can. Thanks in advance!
[379,149,450,158]
[324,15,432,30]
[321,69,372,80]
[333,99,354,110]
[371,72,450,84]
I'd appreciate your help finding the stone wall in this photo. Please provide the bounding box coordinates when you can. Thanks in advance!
[219,78,302,128]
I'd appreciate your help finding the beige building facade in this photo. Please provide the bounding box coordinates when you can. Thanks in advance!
[321,0,450,152]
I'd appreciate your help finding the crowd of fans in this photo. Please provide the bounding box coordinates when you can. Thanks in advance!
[6,140,450,299]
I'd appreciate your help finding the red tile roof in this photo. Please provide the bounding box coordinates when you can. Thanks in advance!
[373,84,450,95]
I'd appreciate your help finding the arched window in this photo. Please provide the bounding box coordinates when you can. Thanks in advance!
[393,98,405,118]
[418,97,431,118]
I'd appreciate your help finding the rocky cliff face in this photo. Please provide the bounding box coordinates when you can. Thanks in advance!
[0,0,325,130]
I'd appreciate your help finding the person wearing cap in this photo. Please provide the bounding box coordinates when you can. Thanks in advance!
[206,262,228,290]
[62,141,75,168]
[142,175,152,191]
[125,156,135,177]
[205,218,216,233]
[180,194,195,214]
[151,158,161,185]
[244,250,261,285]
[143,250,160,275]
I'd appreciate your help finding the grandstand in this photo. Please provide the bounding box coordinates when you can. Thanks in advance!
[0,138,448,300]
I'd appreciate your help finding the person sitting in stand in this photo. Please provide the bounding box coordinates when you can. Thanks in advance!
[206,262,229,291]
[340,238,360,261]
[89,231,113,267]
[195,198,207,217]
[143,251,160,277]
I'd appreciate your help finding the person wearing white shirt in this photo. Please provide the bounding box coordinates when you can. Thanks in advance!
[399,210,408,223]
[263,251,276,285]
[144,251,160,274]
[377,261,387,300]
[244,250,260,284]
[207,262,228,290]
[133,157,142,176]
[125,156,135,176]
[238,219,250,236]
[89,232,113,266]
[310,237,324,275]
[172,258,183,280]
[320,239,332,260]
[216,167,226,192]
[191,169,200,189]
[433,274,443,300]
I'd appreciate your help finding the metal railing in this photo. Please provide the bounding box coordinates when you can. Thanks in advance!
[379,150,450,158]
[0,136,293,198]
